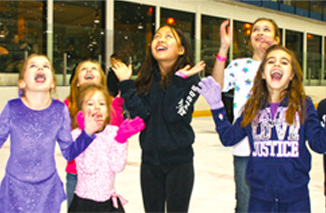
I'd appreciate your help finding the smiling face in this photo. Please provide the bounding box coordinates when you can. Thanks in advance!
[151,26,185,65]
[81,90,108,129]
[77,61,102,86]
[263,49,293,94]
[250,20,280,53]
[19,55,55,94]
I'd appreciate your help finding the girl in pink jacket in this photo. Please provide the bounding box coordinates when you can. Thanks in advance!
[68,84,144,212]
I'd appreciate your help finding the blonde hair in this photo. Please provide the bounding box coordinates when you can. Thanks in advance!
[18,54,57,97]
[67,60,107,129]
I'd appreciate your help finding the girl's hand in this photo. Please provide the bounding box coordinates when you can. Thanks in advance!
[112,61,132,81]
[83,109,103,136]
[260,39,277,52]
[114,116,145,143]
[220,19,231,51]
[176,61,206,78]
[195,76,224,110]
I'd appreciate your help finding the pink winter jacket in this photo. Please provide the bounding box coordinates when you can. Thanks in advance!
[71,126,128,206]
[64,96,124,174]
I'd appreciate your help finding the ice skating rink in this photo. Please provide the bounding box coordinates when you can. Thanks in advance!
[0,116,324,213]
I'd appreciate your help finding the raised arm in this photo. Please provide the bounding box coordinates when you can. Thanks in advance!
[212,19,231,88]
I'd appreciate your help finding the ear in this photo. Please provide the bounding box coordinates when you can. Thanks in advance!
[50,82,55,90]
[262,72,266,80]
[18,80,26,89]
[290,72,295,80]
[274,36,281,45]
[178,46,185,56]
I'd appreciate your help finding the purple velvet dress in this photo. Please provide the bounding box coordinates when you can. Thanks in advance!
[0,98,95,212]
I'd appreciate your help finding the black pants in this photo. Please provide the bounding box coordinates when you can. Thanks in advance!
[140,161,194,213]
[68,194,125,212]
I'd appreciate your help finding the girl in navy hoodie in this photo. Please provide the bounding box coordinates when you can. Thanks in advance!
[112,25,205,212]
[197,45,326,212]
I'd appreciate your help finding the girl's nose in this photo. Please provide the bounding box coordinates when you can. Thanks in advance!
[158,37,165,43]
[274,61,280,66]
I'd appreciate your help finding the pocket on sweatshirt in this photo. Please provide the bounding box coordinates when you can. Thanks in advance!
[247,161,296,189]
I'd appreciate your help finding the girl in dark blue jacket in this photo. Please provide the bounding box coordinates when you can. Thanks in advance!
[197,45,326,212]
[112,25,205,212]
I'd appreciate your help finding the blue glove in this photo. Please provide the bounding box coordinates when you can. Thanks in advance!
[196,76,224,110]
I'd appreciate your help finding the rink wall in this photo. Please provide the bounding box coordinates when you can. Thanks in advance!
[0,86,325,117]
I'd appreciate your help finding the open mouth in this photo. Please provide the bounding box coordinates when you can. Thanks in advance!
[84,74,94,80]
[156,45,167,52]
[271,70,283,80]
[34,72,46,83]
[256,37,265,42]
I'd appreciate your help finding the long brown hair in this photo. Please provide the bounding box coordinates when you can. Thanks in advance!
[67,60,107,129]
[77,84,112,127]
[241,45,306,127]
[135,25,194,95]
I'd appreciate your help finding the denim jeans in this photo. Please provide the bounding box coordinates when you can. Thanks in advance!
[234,156,250,213]
[66,173,77,210]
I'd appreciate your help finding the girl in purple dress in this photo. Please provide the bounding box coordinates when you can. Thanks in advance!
[0,54,102,212]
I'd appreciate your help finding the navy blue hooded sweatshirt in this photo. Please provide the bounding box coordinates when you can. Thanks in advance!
[211,97,326,203]
[119,68,200,165]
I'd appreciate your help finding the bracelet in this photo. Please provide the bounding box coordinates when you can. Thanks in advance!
[216,54,227,62]
[175,71,188,79]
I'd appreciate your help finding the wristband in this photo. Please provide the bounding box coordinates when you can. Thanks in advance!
[216,54,227,62]
[175,71,188,79]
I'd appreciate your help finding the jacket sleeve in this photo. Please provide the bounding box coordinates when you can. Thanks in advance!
[305,98,326,153]
[110,96,124,126]
[162,74,200,123]
[212,107,247,146]
[0,103,10,149]
[119,79,150,120]
[57,106,96,161]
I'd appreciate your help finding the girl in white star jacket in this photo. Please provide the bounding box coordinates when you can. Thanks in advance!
[197,45,326,212]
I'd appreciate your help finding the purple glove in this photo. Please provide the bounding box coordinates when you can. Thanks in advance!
[196,76,224,110]
[76,110,85,130]
[115,116,145,143]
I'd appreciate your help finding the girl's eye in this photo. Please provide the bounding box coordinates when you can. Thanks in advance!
[166,34,173,38]
[29,64,36,68]
[99,101,106,106]
[154,34,160,39]
[252,28,259,32]
[92,67,98,71]
[87,102,94,106]
[267,60,274,64]
[281,61,288,65]
[43,65,50,69]
[264,27,271,32]
[81,67,87,71]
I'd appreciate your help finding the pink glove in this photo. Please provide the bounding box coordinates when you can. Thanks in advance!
[115,116,145,143]
[76,111,85,130]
